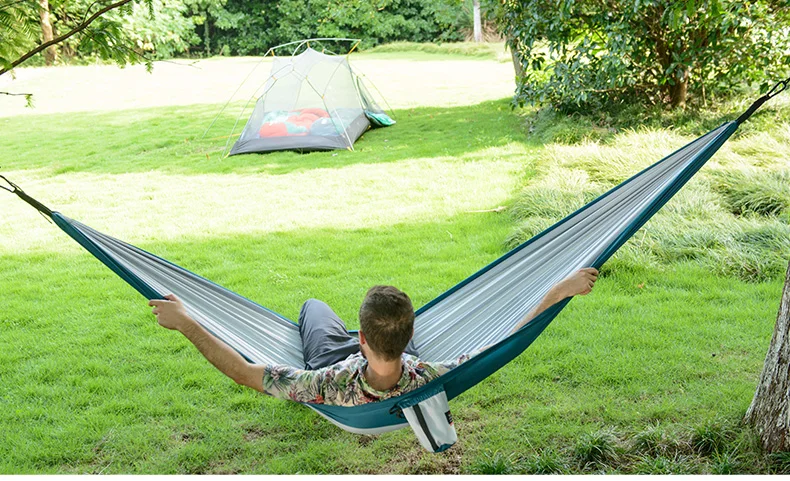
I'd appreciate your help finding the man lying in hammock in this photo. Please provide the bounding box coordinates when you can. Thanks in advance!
[149,268,598,406]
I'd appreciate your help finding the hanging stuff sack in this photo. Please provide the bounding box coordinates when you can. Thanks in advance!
[398,386,457,453]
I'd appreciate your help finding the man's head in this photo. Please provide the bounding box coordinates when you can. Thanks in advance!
[358,285,415,362]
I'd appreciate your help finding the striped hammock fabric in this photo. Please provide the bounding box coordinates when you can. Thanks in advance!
[3,83,781,435]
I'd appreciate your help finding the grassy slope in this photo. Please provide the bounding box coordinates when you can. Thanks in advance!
[0,70,788,472]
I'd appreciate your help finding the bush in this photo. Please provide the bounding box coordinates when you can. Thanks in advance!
[497,0,790,110]
[363,41,498,58]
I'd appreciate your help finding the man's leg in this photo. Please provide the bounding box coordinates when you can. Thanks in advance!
[299,299,360,370]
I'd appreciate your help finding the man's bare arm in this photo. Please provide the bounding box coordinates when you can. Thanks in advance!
[508,267,599,335]
[149,294,266,392]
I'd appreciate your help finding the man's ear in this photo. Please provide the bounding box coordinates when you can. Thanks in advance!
[359,331,367,345]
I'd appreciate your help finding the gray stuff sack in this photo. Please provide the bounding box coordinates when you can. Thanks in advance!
[399,387,457,453]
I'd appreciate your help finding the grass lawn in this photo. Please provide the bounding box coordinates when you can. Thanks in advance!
[1,52,789,473]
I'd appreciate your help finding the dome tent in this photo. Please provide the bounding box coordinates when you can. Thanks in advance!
[227,39,394,155]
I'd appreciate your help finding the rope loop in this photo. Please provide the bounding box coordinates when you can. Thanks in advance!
[766,76,790,99]
[0,174,19,194]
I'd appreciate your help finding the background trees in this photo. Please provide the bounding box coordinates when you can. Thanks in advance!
[1,0,475,67]
[4,0,789,109]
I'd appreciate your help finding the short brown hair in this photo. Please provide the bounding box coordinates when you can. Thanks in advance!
[359,285,415,361]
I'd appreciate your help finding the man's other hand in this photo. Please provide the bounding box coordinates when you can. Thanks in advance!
[149,294,194,332]
[554,267,599,299]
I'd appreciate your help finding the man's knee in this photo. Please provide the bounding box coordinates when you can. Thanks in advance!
[299,298,325,321]
[299,298,337,336]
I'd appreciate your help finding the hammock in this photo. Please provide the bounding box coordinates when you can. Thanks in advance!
[2,82,785,439]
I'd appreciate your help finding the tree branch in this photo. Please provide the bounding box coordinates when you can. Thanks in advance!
[0,0,134,76]
[79,0,104,27]
[1,91,34,107]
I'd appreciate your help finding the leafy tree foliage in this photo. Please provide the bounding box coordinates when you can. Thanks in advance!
[0,0,154,75]
[1,1,41,71]
[124,0,198,58]
[182,0,242,55]
[210,0,466,56]
[2,0,478,68]
[498,0,790,110]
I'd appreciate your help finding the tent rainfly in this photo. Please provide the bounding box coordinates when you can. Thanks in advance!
[228,40,394,155]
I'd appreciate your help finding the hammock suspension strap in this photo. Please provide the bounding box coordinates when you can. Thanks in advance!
[0,174,53,221]
[737,75,790,125]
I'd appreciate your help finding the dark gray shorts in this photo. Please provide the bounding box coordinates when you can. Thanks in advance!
[298,299,419,370]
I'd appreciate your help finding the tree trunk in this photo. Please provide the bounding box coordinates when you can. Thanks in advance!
[473,0,482,43]
[38,0,57,66]
[204,13,211,56]
[669,68,689,108]
[506,35,523,81]
[744,259,790,453]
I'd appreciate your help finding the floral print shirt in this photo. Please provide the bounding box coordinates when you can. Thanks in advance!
[261,351,480,406]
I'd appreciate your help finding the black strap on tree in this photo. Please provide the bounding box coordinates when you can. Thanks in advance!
[737,76,790,125]
[0,175,54,220]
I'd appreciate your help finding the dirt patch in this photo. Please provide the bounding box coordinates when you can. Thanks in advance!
[358,435,376,447]
[391,439,466,474]
[243,426,266,442]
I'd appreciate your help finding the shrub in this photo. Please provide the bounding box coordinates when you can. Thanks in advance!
[497,0,790,110]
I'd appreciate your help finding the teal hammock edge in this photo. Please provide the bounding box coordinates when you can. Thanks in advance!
[45,120,739,431]
[415,121,738,317]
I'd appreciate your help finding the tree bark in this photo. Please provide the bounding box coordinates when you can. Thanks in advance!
[506,35,523,81]
[473,0,482,43]
[669,68,689,108]
[744,259,790,453]
[38,0,57,66]
[204,13,211,56]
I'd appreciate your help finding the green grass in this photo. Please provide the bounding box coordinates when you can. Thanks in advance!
[1,60,789,473]
[0,100,523,176]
